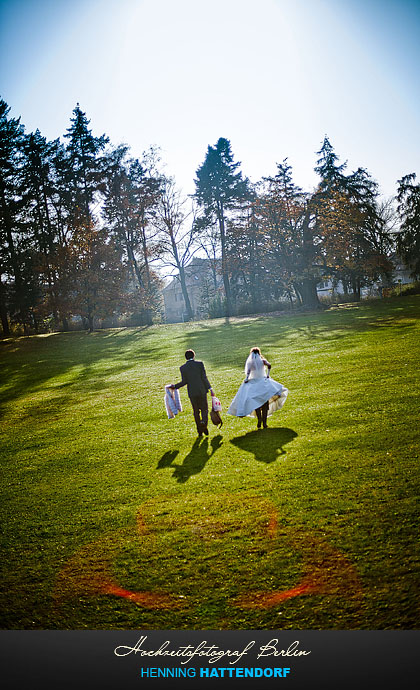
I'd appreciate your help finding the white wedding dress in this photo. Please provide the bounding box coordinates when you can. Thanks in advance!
[227,353,288,418]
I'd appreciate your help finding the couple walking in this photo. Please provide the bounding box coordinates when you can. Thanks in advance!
[169,347,288,436]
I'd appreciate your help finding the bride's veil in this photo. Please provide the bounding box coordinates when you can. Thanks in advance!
[245,351,264,376]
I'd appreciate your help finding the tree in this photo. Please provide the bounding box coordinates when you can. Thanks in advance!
[313,137,391,299]
[0,99,26,334]
[103,146,163,324]
[64,104,109,229]
[194,137,248,316]
[20,130,68,328]
[226,186,268,313]
[396,173,420,279]
[196,221,220,291]
[154,177,198,321]
[314,135,347,190]
[126,149,163,304]
[259,160,320,308]
[68,222,129,332]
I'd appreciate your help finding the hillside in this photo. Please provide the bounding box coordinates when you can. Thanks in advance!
[1,296,419,629]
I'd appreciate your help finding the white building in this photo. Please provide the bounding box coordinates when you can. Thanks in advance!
[315,254,413,299]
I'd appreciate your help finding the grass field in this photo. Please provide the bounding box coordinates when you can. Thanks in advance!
[1,296,419,630]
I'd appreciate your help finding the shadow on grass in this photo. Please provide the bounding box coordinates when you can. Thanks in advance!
[157,434,224,483]
[1,296,419,419]
[175,296,420,370]
[0,327,170,419]
[230,427,298,463]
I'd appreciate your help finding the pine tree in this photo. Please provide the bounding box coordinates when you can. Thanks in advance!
[20,130,63,325]
[103,146,163,324]
[314,135,347,191]
[313,137,389,299]
[194,137,248,316]
[64,104,109,228]
[396,173,420,278]
[226,185,267,313]
[260,160,320,308]
[0,99,26,334]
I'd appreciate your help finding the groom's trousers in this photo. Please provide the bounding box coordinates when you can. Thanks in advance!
[190,394,208,433]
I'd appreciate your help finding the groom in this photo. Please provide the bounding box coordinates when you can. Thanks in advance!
[170,349,213,437]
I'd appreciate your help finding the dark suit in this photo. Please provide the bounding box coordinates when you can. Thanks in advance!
[174,359,211,433]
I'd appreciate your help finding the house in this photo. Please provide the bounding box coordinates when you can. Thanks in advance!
[390,253,414,284]
[164,254,414,322]
[162,257,221,323]
[315,254,413,299]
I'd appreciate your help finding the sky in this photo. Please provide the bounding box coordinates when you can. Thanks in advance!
[1,0,419,199]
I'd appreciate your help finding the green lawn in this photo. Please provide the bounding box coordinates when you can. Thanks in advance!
[1,296,419,630]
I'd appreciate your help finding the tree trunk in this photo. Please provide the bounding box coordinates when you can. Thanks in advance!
[301,209,320,309]
[170,234,193,321]
[292,283,303,306]
[353,276,361,300]
[211,261,218,290]
[128,246,144,289]
[0,291,10,336]
[31,309,39,333]
[0,276,10,335]
[140,224,154,325]
[300,278,320,309]
[0,183,23,320]
[218,203,232,316]
[252,225,262,313]
[249,236,261,313]
[179,269,193,321]
[80,141,91,226]
[140,224,151,288]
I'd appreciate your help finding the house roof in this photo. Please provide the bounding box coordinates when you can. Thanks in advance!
[163,257,219,292]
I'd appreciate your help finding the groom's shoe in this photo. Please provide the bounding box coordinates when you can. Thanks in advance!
[203,427,209,436]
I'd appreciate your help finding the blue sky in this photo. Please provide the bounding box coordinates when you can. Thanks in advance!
[1,0,419,198]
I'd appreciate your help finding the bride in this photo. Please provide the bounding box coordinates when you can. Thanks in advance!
[227,347,288,428]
